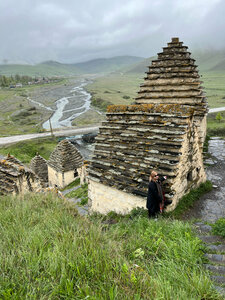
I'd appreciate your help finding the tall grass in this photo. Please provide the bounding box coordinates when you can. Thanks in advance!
[0,192,221,299]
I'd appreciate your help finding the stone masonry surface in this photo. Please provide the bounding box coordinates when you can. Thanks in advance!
[48,139,83,172]
[0,154,42,195]
[30,153,48,184]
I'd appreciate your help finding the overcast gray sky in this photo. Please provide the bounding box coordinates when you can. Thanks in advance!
[0,0,224,64]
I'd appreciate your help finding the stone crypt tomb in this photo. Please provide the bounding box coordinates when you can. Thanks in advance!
[88,38,208,215]
[48,139,83,189]
[0,154,42,195]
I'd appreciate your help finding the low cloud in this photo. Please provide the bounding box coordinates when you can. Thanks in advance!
[0,0,224,63]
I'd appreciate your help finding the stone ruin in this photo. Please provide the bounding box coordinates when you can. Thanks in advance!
[0,154,42,195]
[47,139,83,189]
[30,153,48,185]
[88,37,208,214]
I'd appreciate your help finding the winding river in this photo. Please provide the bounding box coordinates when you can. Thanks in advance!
[32,79,92,130]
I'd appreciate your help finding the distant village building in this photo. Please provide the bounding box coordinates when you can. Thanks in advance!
[88,37,208,214]
[48,139,83,189]
[30,153,48,185]
[0,154,42,195]
[15,83,22,88]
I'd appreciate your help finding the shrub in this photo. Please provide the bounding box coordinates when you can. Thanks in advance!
[212,218,225,238]
[91,97,113,111]
[215,112,223,122]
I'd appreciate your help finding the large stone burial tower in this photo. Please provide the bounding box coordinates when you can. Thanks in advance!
[88,38,208,214]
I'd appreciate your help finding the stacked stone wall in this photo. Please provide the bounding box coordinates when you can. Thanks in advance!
[89,103,206,210]
[0,155,42,195]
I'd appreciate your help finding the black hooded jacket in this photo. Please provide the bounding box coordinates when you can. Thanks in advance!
[146,181,162,213]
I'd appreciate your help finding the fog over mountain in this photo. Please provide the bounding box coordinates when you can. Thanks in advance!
[0,0,224,64]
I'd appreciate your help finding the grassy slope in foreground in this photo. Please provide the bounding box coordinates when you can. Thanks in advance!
[0,192,220,299]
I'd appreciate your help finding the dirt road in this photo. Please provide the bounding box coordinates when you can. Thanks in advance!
[0,126,99,146]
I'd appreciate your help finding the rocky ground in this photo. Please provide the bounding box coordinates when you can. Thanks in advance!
[183,137,225,296]
[183,137,225,222]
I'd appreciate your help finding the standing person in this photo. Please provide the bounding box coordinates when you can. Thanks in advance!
[146,170,164,218]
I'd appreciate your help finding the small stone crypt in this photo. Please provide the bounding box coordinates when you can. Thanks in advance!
[48,139,83,189]
[88,37,208,214]
[0,154,42,195]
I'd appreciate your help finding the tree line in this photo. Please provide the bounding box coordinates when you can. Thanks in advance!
[0,75,35,87]
[0,74,55,87]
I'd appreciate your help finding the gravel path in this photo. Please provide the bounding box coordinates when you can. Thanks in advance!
[183,137,225,222]
[183,137,225,296]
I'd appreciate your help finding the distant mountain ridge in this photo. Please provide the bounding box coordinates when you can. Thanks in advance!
[0,56,144,77]
[0,51,225,77]
[73,56,144,73]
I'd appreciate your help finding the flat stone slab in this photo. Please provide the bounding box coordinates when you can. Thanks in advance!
[207,244,225,253]
[194,223,212,234]
[62,185,81,196]
[67,198,82,205]
[208,138,225,160]
[77,206,88,216]
[197,235,224,244]
[205,264,225,275]
[205,253,225,265]
[204,159,215,166]
[211,275,225,285]
[214,285,225,296]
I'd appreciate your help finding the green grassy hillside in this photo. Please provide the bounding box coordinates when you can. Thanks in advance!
[0,56,144,77]
[86,70,225,111]
[73,56,144,74]
[194,50,225,72]
[125,56,156,74]
[0,61,81,77]
[0,192,220,299]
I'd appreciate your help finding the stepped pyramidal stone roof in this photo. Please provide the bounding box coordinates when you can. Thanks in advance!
[88,37,208,211]
[136,37,207,111]
[30,153,48,183]
[0,154,40,195]
[48,139,83,172]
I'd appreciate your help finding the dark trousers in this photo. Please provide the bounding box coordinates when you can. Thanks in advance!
[148,209,159,218]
